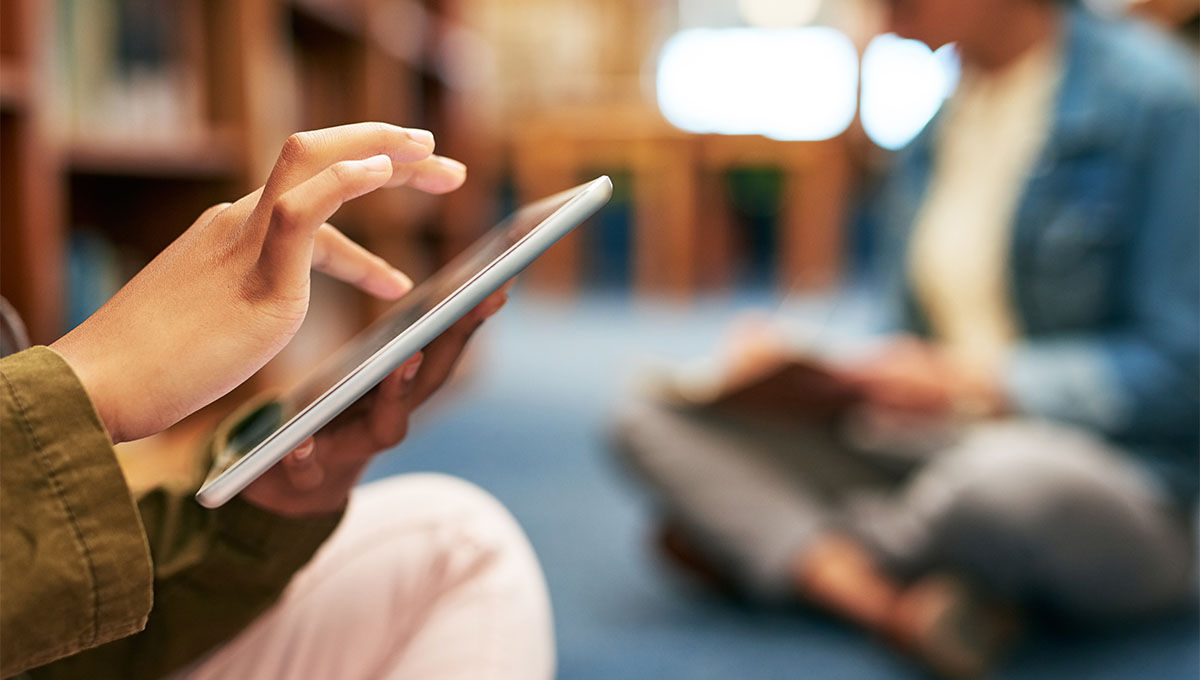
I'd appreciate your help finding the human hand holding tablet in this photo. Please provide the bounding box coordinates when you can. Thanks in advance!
[236,285,511,517]
[197,176,613,508]
[51,123,466,446]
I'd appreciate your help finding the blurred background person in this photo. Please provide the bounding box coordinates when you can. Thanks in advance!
[614,0,1199,676]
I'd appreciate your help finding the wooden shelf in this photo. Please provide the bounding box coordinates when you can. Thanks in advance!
[4,0,466,347]
[65,129,240,178]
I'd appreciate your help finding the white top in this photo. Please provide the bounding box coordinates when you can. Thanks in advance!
[908,40,1063,371]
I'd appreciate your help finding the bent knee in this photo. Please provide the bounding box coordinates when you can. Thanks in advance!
[347,474,555,677]
[921,432,1191,616]
[351,474,535,558]
[926,422,1144,532]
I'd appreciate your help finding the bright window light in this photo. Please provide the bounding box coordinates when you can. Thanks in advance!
[860,34,959,150]
[656,27,858,142]
[738,0,821,28]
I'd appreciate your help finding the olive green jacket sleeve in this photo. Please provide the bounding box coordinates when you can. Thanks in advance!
[2,347,152,676]
[1,348,343,680]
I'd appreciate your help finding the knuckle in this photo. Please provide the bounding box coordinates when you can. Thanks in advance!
[270,195,302,230]
[280,131,314,163]
[359,121,404,158]
[328,159,359,185]
[195,201,234,228]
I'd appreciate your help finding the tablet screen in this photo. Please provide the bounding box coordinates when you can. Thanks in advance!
[289,197,564,413]
[213,185,587,471]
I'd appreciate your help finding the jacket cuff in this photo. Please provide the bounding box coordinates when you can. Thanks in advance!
[1003,339,1129,430]
[191,399,344,592]
[0,347,153,672]
[209,495,343,590]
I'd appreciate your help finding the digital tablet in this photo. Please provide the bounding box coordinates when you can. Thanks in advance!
[196,176,612,508]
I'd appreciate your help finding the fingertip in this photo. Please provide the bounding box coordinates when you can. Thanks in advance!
[373,268,413,300]
[435,156,468,188]
[435,155,466,175]
[362,154,394,175]
[402,352,424,383]
[406,128,436,150]
[391,268,414,293]
[414,156,468,194]
[370,123,435,162]
[287,437,317,463]
[379,352,421,400]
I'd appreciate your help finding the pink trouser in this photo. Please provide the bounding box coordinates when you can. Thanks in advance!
[171,474,556,680]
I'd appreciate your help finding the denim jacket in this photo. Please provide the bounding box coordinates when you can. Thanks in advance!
[874,10,1200,503]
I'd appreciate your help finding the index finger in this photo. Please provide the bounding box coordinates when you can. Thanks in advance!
[264,122,437,199]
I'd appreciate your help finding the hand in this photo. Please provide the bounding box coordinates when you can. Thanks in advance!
[720,313,792,387]
[240,285,512,517]
[51,123,467,444]
[843,337,1008,418]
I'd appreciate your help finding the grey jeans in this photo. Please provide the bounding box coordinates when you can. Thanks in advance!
[613,400,1196,620]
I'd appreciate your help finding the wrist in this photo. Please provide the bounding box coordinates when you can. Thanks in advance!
[950,360,1009,418]
[48,336,126,443]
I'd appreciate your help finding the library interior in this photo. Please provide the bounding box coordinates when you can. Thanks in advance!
[1,1,1198,679]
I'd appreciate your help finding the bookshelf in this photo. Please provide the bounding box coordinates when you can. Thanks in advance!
[0,0,483,468]
[0,0,473,347]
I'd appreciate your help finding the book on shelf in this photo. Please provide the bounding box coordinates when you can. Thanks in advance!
[55,0,204,146]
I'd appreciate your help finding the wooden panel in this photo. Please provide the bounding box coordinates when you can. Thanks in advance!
[0,0,62,344]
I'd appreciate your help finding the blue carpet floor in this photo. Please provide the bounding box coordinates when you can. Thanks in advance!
[363,292,1199,680]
